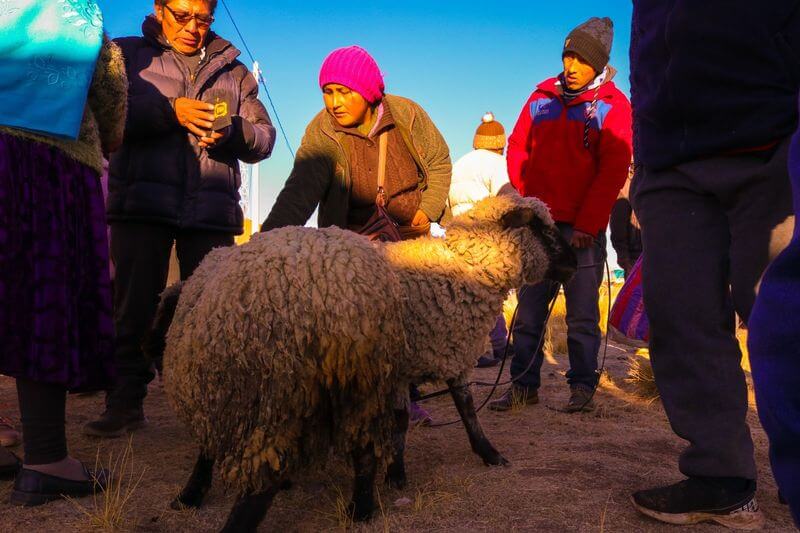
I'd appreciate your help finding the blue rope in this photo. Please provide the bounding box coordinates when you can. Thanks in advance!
[219,0,295,158]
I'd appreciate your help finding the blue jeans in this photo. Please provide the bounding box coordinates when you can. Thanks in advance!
[510,223,606,391]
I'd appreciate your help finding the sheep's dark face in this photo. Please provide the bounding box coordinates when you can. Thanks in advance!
[513,213,577,285]
[445,190,577,287]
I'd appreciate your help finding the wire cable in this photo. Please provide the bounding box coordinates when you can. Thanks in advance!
[219,0,295,158]
[418,252,615,426]
[425,284,559,427]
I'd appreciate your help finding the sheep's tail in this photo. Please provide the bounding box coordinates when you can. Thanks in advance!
[142,282,183,374]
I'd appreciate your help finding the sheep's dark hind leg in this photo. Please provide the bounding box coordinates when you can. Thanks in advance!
[385,407,409,489]
[171,451,214,510]
[349,442,377,522]
[447,378,509,466]
[220,484,280,533]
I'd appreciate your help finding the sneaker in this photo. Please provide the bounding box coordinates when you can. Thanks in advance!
[0,415,20,447]
[488,385,539,412]
[408,402,433,426]
[564,384,595,413]
[10,464,109,507]
[476,355,501,368]
[83,407,146,438]
[632,478,765,530]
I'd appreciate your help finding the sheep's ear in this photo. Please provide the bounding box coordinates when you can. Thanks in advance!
[501,207,536,228]
[496,183,518,198]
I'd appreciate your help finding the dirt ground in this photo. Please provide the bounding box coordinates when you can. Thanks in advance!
[0,340,795,532]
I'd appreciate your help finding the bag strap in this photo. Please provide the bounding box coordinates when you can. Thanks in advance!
[376,131,388,207]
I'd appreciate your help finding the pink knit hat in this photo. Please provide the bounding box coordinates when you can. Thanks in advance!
[318,46,385,103]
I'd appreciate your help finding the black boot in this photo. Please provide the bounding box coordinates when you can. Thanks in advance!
[83,406,146,438]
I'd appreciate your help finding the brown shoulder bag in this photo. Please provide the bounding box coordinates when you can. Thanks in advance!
[356,131,403,242]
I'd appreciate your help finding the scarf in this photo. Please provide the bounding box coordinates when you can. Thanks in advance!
[557,66,610,102]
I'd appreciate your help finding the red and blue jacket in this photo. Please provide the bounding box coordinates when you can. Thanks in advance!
[507,76,632,236]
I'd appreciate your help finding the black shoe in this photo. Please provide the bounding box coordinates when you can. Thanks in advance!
[10,465,109,507]
[488,385,538,412]
[83,407,146,438]
[476,355,501,368]
[0,447,21,480]
[632,478,764,529]
[563,384,595,413]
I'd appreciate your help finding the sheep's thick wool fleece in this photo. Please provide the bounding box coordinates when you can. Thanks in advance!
[163,191,561,495]
[385,194,554,383]
[163,227,404,493]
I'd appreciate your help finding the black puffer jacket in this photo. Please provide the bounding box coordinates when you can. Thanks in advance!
[107,16,275,233]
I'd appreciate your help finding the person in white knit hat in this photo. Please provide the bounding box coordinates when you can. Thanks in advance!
[449,112,511,367]
[449,112,510,217]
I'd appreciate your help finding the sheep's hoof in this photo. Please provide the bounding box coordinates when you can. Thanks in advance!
[170,490,204,510]
[348,500,374,522]
[478,447,510,467]
[279,479,293,491]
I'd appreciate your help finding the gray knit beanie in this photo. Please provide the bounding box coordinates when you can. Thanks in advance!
[563,17,613,74]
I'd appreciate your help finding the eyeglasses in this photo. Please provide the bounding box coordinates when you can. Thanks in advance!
[163,4,214,29]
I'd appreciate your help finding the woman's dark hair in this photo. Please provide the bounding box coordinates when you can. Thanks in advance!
[156,0,218,13]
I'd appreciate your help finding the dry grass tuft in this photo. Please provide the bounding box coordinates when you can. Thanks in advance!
[509,386,532,412]
[598,369,615,389]
[626,349,660,403]
[599,492,613,532]
[412,486,457,513]
[67,438,147,531]
[319,482,354,529]
[737,327,751,373]
[373,485,392,533]
[598,281,621,335]
[544,299,568,358]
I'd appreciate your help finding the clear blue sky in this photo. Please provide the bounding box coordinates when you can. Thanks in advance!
[97,1,633,267]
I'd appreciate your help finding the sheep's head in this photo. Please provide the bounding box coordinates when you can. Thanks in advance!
[444,187,577,289]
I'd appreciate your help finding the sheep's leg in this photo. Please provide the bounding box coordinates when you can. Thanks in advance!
[171,451,214,509]
[220,484,280,533]
[385,407,409,489]
[349,442,377,522]
[447,378,509,466]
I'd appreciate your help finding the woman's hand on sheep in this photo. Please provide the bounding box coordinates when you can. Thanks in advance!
[411,210,430,227]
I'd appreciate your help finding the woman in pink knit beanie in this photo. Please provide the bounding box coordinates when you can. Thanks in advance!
[262,45,453,426]
[318,45,386,125]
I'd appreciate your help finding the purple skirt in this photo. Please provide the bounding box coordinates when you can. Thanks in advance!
[0,133,114,391]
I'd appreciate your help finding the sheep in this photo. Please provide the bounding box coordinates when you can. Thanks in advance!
[152,190,576,532]
[382,190,576,487]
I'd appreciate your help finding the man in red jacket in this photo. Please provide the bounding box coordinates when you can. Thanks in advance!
[490,17,632,413]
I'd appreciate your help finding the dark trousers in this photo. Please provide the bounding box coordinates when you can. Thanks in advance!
[510,223,606,391]
[488,315,509,357]
[632,139,793,480]
[107,223,234,410]
[17,379,67,465]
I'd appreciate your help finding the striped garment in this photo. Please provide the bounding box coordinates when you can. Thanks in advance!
[609,256,649,343]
